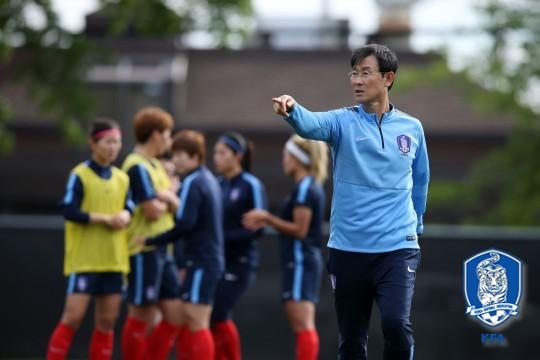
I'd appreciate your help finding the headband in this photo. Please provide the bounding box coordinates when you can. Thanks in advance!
[92,128,121,140]
[219,135,245,154]
[285,139,310,165]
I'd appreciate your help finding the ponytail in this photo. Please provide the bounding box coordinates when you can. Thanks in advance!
[241,140,253,173]
[290,135,328,184]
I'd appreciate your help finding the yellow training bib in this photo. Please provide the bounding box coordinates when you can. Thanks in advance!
[122,153,174,255]
[64,162,130,275]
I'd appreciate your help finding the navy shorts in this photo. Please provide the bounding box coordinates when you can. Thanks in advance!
[180,263,222,305]
[127,250,181,305]
[211,256,257,322]
[66,272,124,295]
[281,245,322,303]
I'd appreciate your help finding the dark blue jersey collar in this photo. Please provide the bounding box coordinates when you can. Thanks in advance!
[87,159,112,179]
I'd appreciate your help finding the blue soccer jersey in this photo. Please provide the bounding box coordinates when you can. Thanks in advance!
[279,176,325,263]
[279,176,325,302]
[146,166,224,272]
[219,171,267,266]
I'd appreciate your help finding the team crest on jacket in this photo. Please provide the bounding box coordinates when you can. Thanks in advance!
[464,249,522,328]
[396,135,411,155]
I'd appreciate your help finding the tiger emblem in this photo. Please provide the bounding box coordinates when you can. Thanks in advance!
[476,252,508,306]
[464,249,522,328]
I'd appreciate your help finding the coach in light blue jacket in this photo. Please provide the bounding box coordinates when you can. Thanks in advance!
[272,44,429,360]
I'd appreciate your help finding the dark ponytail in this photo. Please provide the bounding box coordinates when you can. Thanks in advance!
[218,132,253,173]
[241,139,253,173]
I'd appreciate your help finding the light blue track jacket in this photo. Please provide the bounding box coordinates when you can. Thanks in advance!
[284,103,430,253]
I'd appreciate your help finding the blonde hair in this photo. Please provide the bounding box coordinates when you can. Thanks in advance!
[290,135,329,184]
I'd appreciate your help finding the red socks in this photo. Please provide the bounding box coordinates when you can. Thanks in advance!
[176,327,215,360]
[145,321,180,360]
[46,323,76,360]
[89,329,114,360]
[176,326,191,360]
[46,323,113,360]
[212,320,241,360]
[190,328,215,360]
[121,316,148,360]
[295,329,319,360]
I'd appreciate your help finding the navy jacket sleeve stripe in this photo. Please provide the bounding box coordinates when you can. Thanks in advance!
[242,173,265,209]
[296,177,312,204]
[63,173,79,205]
[62,173,90,223]
[176,171,199,220]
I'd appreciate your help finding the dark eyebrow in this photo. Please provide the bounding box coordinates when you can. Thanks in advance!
[352,65,375,71]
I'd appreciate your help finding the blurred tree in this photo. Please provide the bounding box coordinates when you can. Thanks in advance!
[445,0,540,225]
[462,0,540,225]
[0,0,252,153]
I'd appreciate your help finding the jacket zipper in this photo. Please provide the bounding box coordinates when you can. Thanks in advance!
[376,114,385,149]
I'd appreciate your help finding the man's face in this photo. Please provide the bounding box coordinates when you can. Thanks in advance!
[349,55,394,104]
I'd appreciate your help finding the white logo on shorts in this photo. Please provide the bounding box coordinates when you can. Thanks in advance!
[77,276,88,291]
[146,286,156,300]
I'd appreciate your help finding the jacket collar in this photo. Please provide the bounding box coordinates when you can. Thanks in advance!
[356,103,396,121]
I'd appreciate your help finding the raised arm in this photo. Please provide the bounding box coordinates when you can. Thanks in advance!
[272,95,339,143]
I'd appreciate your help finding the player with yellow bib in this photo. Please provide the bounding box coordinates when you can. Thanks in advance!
[120,107,184,360]
[46,119,133,360]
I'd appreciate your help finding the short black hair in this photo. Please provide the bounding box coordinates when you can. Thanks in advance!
[350,44,398,90]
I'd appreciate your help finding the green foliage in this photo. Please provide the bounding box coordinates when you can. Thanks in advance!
[417,0,540,225]
[0,0,253,154]
[457,0,540,225]
[481,0,540,98]
[101,0,187,37]
[393,59,458,93]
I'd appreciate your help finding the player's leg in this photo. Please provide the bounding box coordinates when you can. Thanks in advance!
[283,253,321,360]
[284,301,318,360]
[374,249,420,360]
[47,273,92,360]
[90,291,121,359]
[177,266,220,360]
[182,302,214,360]
[328,249,374,360]
[147,255,184,360]
[211,260,255,360]
[122,251,161,360]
